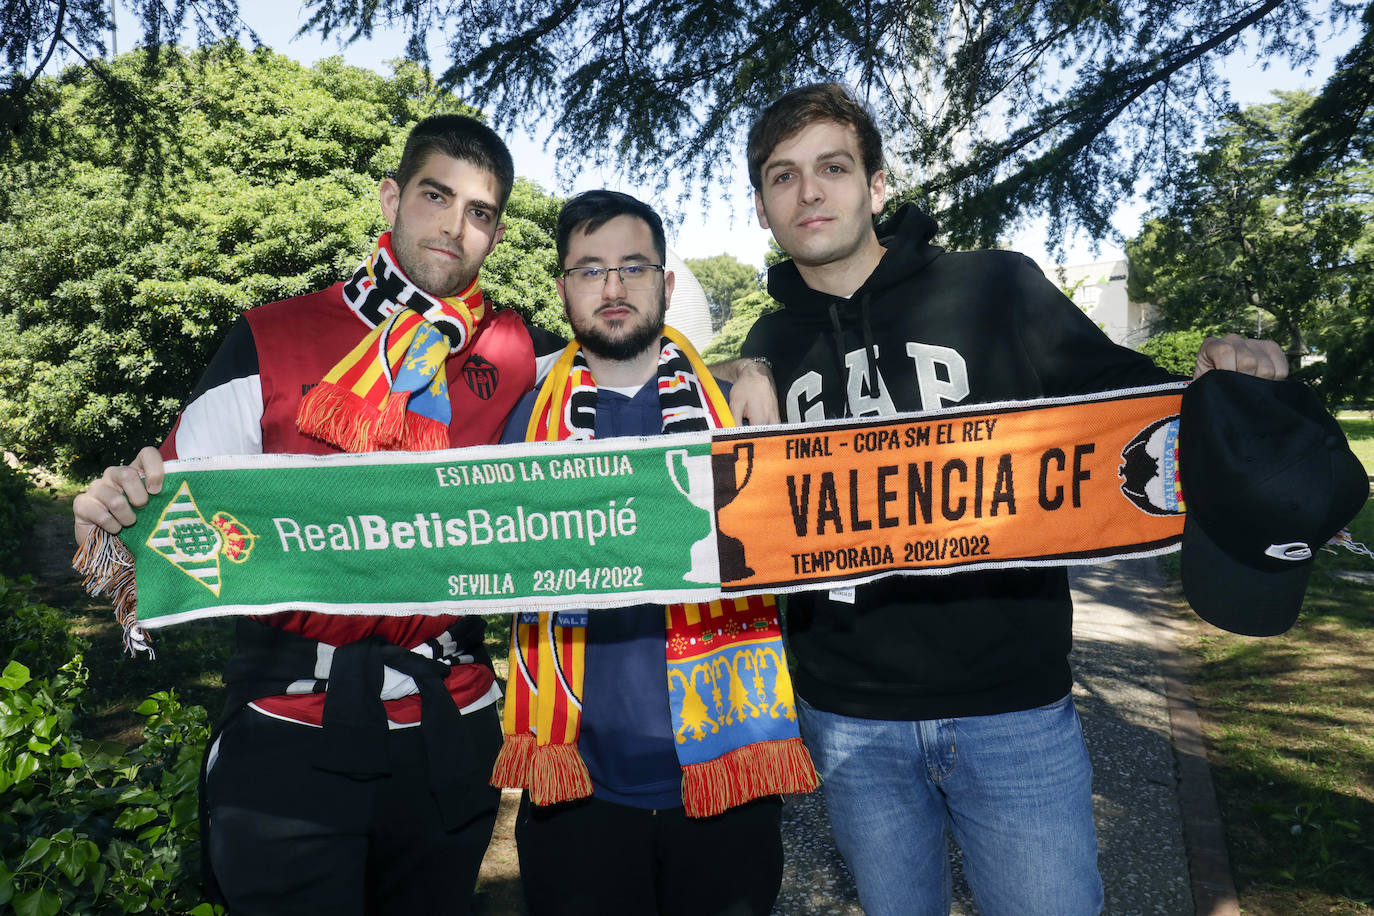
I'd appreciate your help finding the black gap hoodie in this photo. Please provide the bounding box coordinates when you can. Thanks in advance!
[742,204,1175,719]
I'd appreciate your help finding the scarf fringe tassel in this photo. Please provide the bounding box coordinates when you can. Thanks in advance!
[681,736,820,818]
[72,529,154,658]
[298,382,448,453]
[375,390,449,451]
[490,732,535,788]
[297,383,378,453]
[491,734,594,805]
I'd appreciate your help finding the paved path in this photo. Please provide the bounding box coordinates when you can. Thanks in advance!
[773,557,1225,915]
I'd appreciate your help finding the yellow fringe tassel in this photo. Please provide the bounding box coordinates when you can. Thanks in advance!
[681,737,820,818]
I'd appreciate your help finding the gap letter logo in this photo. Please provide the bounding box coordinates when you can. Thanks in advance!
[146,482,257,595]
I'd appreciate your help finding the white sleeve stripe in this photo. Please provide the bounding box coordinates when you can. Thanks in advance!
[534,349,563,384]
[174,375,264,458]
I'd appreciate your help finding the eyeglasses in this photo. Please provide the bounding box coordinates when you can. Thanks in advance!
[561,264,665,290]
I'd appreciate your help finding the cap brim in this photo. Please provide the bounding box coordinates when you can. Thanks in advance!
[1181,514,1309,636]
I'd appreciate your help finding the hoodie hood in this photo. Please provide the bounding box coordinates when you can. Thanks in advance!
[763,203,943,416]
[765,203,943,319]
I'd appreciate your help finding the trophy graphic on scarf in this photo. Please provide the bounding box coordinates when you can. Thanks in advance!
[667,449,722,583]
[711,442,755,581]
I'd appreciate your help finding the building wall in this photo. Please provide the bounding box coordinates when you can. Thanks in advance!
[663,247,716,354]
[1052,258,1156,348]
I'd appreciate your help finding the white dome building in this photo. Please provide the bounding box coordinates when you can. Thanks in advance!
[663,248,715,354]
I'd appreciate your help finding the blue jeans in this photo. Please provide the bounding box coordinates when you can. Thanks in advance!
[798,694,1102,916]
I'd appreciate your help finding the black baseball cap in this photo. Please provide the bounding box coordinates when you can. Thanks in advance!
[1179,370,1369,636]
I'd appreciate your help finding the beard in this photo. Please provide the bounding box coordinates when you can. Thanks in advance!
[574,290,668,362]
[389,216,479,299]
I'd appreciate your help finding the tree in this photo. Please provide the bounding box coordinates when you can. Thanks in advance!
[1284,2,1374,405]
[1135,329,1208,378]
[701,289,781,362]
[284,0,1362,253]
[2,0,242,165]
[1126,92,1373,403]
[1287,0,1374,181]
[684,253,761,330]
[0,44,564,477]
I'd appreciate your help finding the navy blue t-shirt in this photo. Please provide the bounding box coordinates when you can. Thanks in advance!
[502,377,730,809]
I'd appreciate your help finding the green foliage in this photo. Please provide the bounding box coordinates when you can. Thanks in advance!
[0,464,37,577]
[0,45,564,477]
[2,0,240,167]
[8,1,1370,253]
[1286,2,1374,181]
[684,254,762,331]
[482,179,568,339]
[0,579,88,680]
[1310,290,1374,408]
[701,289,781,362]
[0,575,218,914]
[0,575,218,913]
[1135,329,1209,378]
[0,662,217,914]
[1126,92,1374,405]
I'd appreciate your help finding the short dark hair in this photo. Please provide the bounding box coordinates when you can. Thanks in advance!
[556,190,667,266]
[395,114,515,213]
[747,83,884,190]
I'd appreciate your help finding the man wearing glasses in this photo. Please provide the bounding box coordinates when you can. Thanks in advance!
[492,189,817,916]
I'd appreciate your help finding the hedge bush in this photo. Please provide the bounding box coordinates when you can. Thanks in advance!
[0,464,37,577]
[0,578,218,915]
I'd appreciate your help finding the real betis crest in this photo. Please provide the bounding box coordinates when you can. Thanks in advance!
[146,481,256,595]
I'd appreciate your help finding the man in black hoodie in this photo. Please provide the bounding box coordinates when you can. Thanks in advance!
[740,83,1287,916]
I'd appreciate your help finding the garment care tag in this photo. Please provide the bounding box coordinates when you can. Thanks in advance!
[828,587,856,604]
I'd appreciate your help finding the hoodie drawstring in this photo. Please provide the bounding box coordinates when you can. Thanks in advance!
[827,302,851,418]
[827,294,880,418]
[859,291,879,404]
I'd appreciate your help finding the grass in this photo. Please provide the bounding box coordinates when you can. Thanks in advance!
[1339,414,1374,474]
[1170,416,1374,914]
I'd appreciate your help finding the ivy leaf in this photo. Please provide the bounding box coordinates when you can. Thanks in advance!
[12,888,61,916]
[114,807,160,830]
[16,835,51,869]
[11,751,39,785]
[0,660,30,689]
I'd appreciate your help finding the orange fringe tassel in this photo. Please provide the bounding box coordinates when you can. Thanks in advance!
[681,737,820,817]
[490,732,535,789]
[529,743,594,806]
[372,390,411,449]
[299,382,448,452]
[73,529,154,657]
[296,383,376,453]
[493,735,594,806]
[374,395,449,451]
